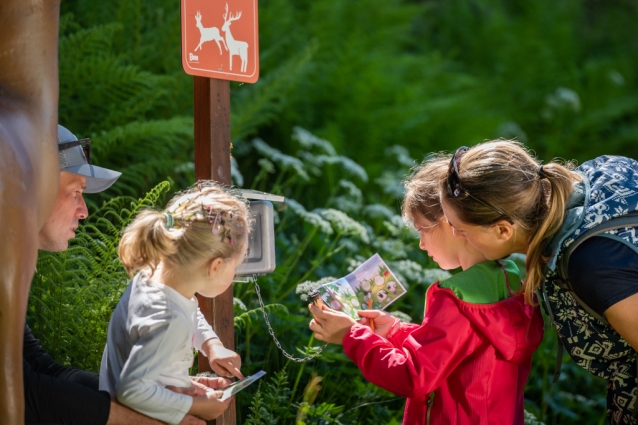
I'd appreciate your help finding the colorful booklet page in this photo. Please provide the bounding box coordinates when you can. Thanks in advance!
[315,254,407,319]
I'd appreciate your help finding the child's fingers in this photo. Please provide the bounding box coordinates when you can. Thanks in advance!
[218,365,244,381]
[309,318,322,332]
[312,330,326,342]
[196,376,232,389]
[357,310,381,318]
[211,360,244,380]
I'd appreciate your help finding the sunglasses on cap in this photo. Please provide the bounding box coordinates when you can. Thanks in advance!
[446,146,506,217]
[58,138,91,164]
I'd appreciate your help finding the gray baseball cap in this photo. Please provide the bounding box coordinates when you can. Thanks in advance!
[57,125,122,193]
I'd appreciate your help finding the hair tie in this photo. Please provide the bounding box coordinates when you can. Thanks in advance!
[163,213,174,229]
[537,165,546,179]
[212,212,221,234]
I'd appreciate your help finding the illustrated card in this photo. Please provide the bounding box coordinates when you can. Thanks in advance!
[314,254,406,319]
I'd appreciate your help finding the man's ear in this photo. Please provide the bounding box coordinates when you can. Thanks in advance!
[207,258,224,276]
[492,220,516,242]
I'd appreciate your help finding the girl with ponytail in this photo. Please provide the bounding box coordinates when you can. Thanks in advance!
[440,140,638,424]
[99,181,251,424]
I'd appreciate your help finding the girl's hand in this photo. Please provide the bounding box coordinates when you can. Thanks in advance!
[189,389,231,420]
[308,304,358,344]
[191,376,232,393]
[167,377,232,399]
[356,310,400,339]
[166,383,206,397]
[201,338,244,380]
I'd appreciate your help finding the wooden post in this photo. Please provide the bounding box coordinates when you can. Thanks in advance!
[193,76,235,425]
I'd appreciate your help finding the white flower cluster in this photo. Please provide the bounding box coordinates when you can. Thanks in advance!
[286,199,333,235]
[252,138,309,180]
[373,239,408,260]
[346,256,366,272]
[385,145,415,168]
[390,310,413,324]
[362,204,395,220]
[388,260,451,286]
[231,157,244,187]
[542,87,581,120]
[523,410,545,425]
[382,214,406,237]
[332,180,363,213]
[547,87,581,112]
[292,126,336,155]
[338,180,362,201]
[296,276,338,301]
[257,158,275,173]
[233,297,247,311]
[318,208,370,243]
[300,151,368,183]
[375,170,404,197]
[421,268,452,285]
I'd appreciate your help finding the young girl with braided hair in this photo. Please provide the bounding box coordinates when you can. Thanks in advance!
[439,141,638,424]
[99,182,251,424]
[309,155,543,425]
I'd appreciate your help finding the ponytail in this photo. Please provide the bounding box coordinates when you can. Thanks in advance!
[118,181,251,279]
[440,140,581,305]
[523,163,578,304]
[119,210,178,277]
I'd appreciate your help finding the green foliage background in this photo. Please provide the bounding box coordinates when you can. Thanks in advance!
[28,0,637,423]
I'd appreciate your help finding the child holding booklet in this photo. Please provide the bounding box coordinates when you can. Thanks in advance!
[100,182,250,424]
[309,155,544,425]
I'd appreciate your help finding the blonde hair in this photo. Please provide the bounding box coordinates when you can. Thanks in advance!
[402,153,451,224]
[119,181,251,278]
[440,140,581,304]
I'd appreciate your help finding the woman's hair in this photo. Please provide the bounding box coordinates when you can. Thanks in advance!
[119,181,251,278]
[440,140,581,304]
[402,153,451,224]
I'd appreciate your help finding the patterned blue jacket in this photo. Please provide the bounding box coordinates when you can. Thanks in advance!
[544,155,638,425]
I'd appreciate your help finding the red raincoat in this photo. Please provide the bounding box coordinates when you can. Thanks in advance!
[343,280,544,424]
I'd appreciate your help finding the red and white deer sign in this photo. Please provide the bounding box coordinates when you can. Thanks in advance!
[181,0,259,83]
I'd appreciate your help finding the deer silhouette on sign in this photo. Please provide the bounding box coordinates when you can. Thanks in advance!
[221,3,249,72]
[194,10,227,54]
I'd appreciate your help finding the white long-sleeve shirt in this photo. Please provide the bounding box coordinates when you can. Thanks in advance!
[99,272,218,424]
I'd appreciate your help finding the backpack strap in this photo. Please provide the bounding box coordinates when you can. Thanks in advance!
[555,211,638,325]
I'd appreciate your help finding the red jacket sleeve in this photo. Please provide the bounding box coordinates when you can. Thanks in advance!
[387,322,420,346]
[342,290,481,401]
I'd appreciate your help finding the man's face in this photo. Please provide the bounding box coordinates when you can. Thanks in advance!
[38,172,88,252]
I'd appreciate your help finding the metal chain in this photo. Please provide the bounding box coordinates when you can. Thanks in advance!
[253,277,327,362]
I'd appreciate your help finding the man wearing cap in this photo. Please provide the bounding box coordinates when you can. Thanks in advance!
[25,125,239,425]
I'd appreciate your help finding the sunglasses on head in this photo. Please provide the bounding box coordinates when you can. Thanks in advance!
[446,146,506,217]
[58,138,91,164]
